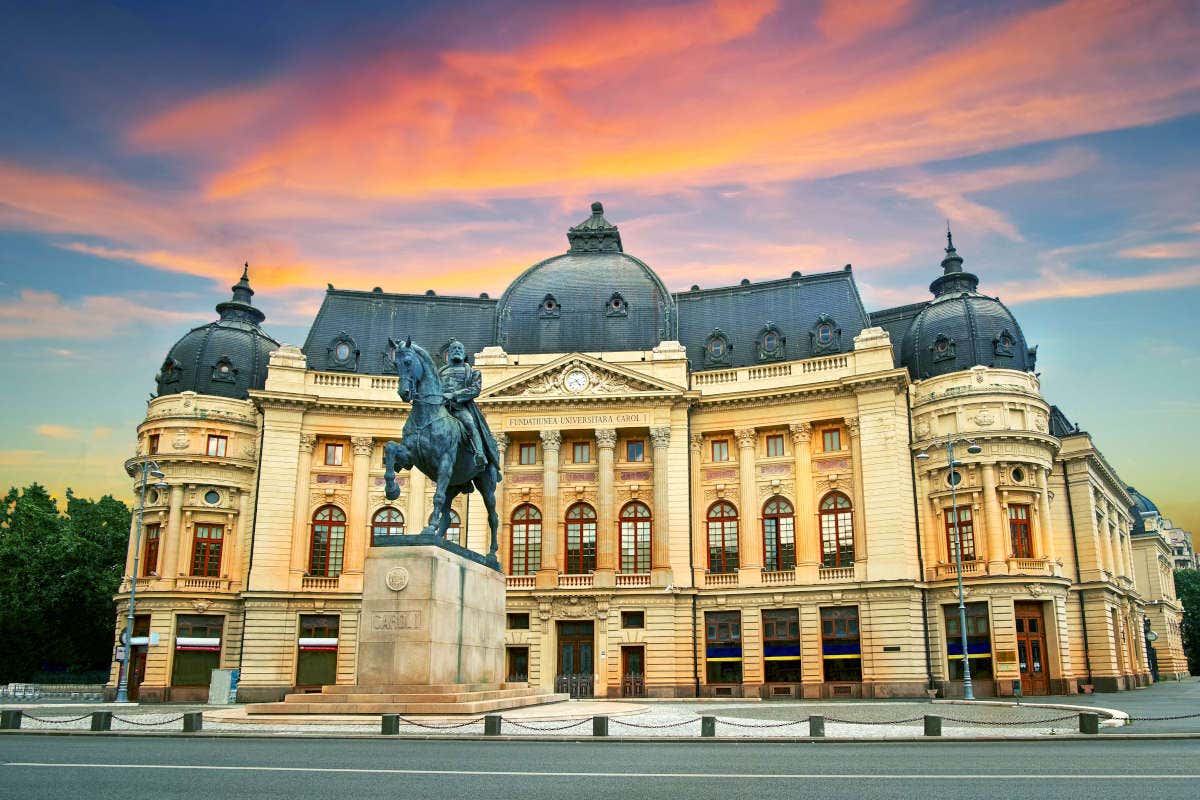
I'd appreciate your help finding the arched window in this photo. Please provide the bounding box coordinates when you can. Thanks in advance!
[372,507,404,545]
[564,502,597,574]
[510,504,542,576]
[445,509,461,545]
[707,501,739,573]
[310,505,346,578]
[819,493,854,568]
[762,496,795,571]
[620,501,652,574]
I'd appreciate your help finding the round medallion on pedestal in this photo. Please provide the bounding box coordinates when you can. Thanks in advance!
[385,567,410,592]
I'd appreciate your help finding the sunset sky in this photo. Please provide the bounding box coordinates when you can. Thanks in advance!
[1,0,1197,532]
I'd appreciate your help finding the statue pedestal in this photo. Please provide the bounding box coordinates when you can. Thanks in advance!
[245,543,567,716]
[357,544,504,686]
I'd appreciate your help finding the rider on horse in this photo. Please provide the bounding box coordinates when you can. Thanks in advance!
[439,340,502,483]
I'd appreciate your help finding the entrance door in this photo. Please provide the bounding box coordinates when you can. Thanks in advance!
[621,646,645,697]
[128,648,147,702]
[555,621,594,698]
[1014,602,1049,696]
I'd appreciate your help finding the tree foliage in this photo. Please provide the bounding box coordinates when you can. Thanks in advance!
[1175,569,1200,675]
[0,484,131,681]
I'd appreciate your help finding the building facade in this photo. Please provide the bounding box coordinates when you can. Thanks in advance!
[111,203,1186,702]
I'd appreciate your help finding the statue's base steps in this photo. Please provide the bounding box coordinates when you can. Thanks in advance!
[245,683,568,716]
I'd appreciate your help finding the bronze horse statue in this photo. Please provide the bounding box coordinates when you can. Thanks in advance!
[383,338,501,568]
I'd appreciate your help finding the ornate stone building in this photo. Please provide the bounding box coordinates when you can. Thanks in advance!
[111,203,1186,702]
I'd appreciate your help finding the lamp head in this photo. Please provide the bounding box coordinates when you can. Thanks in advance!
[154,481,169,491]
[150,470,166,480]
[966,444,983,455]
[915,451,930,461]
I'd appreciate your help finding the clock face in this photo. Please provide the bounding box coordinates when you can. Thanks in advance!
[564,369,589,393]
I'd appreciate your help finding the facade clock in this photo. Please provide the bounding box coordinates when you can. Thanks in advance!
[564,369,590,393]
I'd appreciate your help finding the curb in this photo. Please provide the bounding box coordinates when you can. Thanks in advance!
[933,699,1129,727]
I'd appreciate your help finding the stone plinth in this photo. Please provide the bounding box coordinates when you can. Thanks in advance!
[358,544,504,686]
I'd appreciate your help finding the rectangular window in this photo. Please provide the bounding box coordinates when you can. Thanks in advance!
[519,443,537,465]
[704,610,742,684]
[765,434,785,458]
[945,507,976,562]
[142,523,161,576]
[944,602,994,680]
[711,439,730,462]
[573,442,591,464]
[172,614,222,687]
[148,434,160,455]
[621,610,645,629]
[507,647,529,682]
[820,606,862,682]
[507,612,530,630]
[762,608,801,682]
[1008,504,1033,559]
[206,435,227,457]
[296,614,339,688]
[190,524,223,577]
[822,429,841,452]
[324,443,343,466]
[626,440,644,462]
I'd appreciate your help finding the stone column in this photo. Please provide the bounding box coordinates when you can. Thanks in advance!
[345,436,373,575]
[536,430,562,588]
[790,423,817,580]
[494,433,509,568]
[1036,467,1058,567]
[844,416,866,567]
[289,434,317,579]
[650,426,673,585]
[689,433,705,582]
[594,429,617,586]
[981,463,1006,573]
[735,427,762,581]
[1101,502,1117,579]
[161,483,184,579]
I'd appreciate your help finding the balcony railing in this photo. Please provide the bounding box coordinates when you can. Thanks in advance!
[929,561,985,580]
[705,571,738,587]
[558,573,594,589]
[616,573,651,588]
[177,576,230,591]
[506,575,535,589]
[301,575,340,591]
[1008,558,1050,575]
[818,566,855,582]
[761,569,795,585]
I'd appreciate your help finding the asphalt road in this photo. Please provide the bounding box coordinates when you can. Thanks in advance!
[2,735,1198,800]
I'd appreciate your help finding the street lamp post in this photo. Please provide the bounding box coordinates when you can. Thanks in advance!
[115,459,166,703]
[917,438,982,701]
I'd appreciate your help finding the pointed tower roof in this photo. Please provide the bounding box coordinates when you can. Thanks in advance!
[215,262,267,324]
[566,201,623,253]
[929,226,979,296]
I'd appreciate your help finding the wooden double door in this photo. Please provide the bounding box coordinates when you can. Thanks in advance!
[556,621,594,698]
[1014,602,1050,696]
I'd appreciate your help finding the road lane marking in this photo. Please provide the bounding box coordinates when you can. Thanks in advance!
[4,763,1199,780]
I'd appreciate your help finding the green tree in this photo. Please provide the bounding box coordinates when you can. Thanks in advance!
[0,485,130,681]
[1176,569,1200,675]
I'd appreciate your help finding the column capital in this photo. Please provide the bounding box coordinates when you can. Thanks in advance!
[734,427,757,449]
[789,422,812,444]
[689,433,704,453]
[844,416,860,438]
[495,431,509,451]
[649,426,671,449]
[540,429,562,452]
[299,433,318,453]
[351,436,374,456]
[595,428,618,449]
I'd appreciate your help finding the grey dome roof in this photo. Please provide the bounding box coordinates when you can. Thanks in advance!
[1128,486,1159,535]
[155,266,279,399]
[496,202,677,354]
[900,233,1036,380]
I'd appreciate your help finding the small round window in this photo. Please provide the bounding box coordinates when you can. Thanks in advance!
[763,331,780,351]
[543,299,557,312]
[947,471,963,487]
[218,362,231,374]
[611,298,623,310]
[334,342,352,361]
[1012,467,1026,483]
[936,339,949,353]
[204,490,220,505]
[817,324,833,345]
[146,489,159,505]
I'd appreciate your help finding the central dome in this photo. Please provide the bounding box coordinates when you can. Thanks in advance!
[496,202,677,354]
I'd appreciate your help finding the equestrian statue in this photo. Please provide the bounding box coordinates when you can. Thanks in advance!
[383,337,503,568]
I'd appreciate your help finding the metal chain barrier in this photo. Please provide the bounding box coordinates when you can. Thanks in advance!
[937,713,1078,726]
[822,715,926,725]
[714,717,807,729]
[502,717,592,732]
[610,717,701,730]
[1125,711,1200,722]
[393,716,484,730]
[111,714,187,727]
[23,714,92,724]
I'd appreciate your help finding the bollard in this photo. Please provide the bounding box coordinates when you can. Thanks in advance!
[923,714,942,737]
[381,714,400,735]
[1079,712,1099,735]
[90,711,112,731]
[0,710,22,729]
[592,715,608,737]
[808,715,825,738]
[182,712,203,732]
[701,716,716,737]
[484,715,502,736]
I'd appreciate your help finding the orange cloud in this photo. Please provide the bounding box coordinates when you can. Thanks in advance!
[994,264,1200,304]
[815,0,914,43]
[35,424,78,440]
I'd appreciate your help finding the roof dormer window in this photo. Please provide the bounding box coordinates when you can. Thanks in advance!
[158,357,181,386]
[993,329,1015,357]
[809,314,841,354]
[756,324,785,362]
[212,357,237,383]
[606,292,628,317]
[704,329,732,366]
[328,331,358,370]
[539,294,560,319]
[931,334,956,363]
